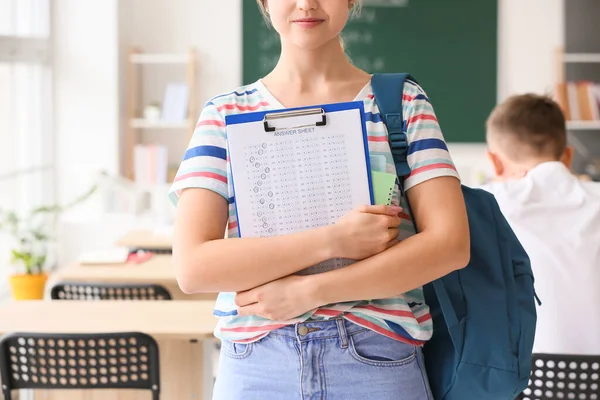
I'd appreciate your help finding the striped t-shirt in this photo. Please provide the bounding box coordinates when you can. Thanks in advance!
[169,78,460,345]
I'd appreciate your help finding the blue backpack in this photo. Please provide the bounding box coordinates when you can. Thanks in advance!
[371,73,539,400]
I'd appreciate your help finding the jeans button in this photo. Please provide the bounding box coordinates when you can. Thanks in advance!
[298,325,308,336]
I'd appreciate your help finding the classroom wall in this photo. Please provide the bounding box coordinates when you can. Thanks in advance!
[498,0,564,100]
[117,0,564,106]
[125,0,242,104]
[53,0,121,204]
[53,0,565,201]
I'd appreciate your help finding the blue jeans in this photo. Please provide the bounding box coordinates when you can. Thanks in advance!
[213,318,433,400]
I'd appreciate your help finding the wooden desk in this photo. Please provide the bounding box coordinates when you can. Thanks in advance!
[0,301,217,400]
[116,230,172,251]
[51,256,217,301]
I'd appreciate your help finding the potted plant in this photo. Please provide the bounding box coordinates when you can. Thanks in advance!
[0,186,96,300]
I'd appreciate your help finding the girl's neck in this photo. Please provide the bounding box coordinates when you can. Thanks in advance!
[264,36,365,93]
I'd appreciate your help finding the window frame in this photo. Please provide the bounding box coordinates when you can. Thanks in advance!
[0,35,51,63]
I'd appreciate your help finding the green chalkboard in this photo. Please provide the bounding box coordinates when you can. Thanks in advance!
[242,0,497,143]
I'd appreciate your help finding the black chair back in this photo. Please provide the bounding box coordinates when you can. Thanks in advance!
[0,331,160,400]
[518,353,600,400]
[50,282,172,301]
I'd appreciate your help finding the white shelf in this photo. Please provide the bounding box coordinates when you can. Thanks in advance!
[130,119,190,129]
[567,121,600,130]
[564,53,600,63]
[129,53,189,64]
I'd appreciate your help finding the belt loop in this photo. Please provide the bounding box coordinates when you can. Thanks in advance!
[336,319,348,349]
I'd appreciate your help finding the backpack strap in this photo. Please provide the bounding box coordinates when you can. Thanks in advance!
[371,73,416,182]
[372,73,463,353]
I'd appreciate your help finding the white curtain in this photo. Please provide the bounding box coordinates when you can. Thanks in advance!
[0,0,53,296]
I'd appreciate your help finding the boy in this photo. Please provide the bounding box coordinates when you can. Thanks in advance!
[481,94,600,355]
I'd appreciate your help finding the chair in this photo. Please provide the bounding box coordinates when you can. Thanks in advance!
[132,248,173,255]
[50,282,172,301]
[0,331,160,400]
[518,353,600,400]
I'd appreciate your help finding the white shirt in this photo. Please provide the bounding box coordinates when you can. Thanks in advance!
[480,162,600,355]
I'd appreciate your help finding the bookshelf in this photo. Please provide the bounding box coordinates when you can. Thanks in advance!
[129,119,191,130]
[555,0,600,179]
[129,53,191,64]
[124,47,198,181]
[567,121,600,131]
[563,53,600,63]
[555,48,600,131]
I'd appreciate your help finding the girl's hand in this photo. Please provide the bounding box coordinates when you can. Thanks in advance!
[235,275,317,321]
[330,205,402,260]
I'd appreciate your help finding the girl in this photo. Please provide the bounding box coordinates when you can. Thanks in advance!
[170,0,469,399]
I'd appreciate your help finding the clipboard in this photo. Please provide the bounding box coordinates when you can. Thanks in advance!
[225,101,374,242]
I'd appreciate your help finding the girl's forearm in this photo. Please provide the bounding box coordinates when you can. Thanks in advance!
[310,230,469,305]
[175,225,337,294]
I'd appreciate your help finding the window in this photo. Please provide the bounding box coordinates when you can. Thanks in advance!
[0,0,53,296]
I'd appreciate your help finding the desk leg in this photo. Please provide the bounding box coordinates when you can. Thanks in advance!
[32,338,210,400]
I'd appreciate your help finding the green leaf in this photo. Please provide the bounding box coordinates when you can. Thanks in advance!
[2,211,20,233]
[10,249,31,265]
[31,230,49,242]
[32,255,46,269]
[6,211,19,224]
[31,205,62,215]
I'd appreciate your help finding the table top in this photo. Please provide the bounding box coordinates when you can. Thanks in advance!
[0,300,217,340]
[116,230,173,250]
[51,255,219,301]
[54,255,174,284]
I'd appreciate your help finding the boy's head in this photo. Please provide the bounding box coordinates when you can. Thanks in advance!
[485,93,573,180]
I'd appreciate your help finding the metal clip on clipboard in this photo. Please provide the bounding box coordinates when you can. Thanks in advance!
[263,107,327,132]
